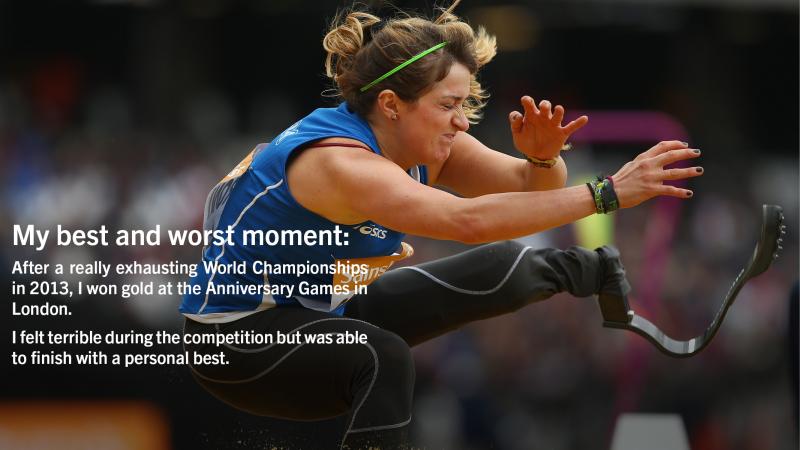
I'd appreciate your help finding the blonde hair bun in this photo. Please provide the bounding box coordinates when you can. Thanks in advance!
[322,1,496,123]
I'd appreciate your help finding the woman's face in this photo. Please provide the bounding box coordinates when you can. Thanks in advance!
[396,62,471,165]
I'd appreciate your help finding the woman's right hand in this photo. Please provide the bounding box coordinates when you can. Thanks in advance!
[612,140,704,209]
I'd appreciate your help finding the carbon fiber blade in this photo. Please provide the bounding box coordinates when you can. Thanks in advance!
[599,204,784,357]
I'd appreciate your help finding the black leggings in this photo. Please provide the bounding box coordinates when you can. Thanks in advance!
[184,241,606,449]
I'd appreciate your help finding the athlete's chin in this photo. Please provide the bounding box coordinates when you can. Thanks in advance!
[429,144,452,164]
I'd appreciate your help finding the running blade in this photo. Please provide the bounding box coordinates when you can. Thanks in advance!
[598,204,785,358]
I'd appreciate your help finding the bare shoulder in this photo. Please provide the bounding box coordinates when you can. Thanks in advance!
[287,137,473,240]
[288,137,394,181]
[286,138,398,224]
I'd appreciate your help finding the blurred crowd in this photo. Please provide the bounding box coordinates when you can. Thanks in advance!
[1,1,797,449]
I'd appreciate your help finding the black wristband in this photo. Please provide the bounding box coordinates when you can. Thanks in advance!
[587,181,604,214]
[587,176,619,214]
[599,176,620,213]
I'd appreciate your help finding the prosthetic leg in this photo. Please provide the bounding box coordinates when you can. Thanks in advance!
[597,204,785,357]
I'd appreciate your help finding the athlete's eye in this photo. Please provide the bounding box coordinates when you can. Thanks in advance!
[441,104,455,111]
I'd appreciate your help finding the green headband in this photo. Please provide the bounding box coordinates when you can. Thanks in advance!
[359,41,448,93]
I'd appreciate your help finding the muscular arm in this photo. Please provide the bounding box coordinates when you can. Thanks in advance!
[289,144,593,244]
[288,139,701,244]
[432,132,567,197]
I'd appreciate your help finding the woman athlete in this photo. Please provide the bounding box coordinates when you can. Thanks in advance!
[180,2,703,448]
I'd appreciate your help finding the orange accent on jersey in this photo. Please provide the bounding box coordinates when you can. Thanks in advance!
[332,242,414,293]
[220,145,260,182]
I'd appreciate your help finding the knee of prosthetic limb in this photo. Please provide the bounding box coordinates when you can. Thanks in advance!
[595,245,631,299]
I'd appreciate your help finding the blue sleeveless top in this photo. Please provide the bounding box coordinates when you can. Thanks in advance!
[180,103,427,323]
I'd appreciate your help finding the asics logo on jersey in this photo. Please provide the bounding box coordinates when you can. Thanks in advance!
[355,225,387,239]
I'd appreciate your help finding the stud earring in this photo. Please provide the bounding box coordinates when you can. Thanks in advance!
[391,114,398,120]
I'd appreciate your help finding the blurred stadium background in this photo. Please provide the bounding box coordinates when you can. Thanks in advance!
[1,0,797,449]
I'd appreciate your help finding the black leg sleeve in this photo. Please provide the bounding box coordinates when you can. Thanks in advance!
[345,240,606,347]
[184,307,415,449]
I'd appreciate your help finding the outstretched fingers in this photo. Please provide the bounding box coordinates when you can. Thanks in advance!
[562,115,589,135]
[660,166,704,181]
[638,140,690,161]
[654,152,703,199]
[654,148,702,167]
[552,104,565,124]
[521,96,539,118]
[539,100,552,119]
[508,111,524,133]
[658,184,694,198]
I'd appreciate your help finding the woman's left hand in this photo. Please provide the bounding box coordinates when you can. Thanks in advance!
[509,96,588,160]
